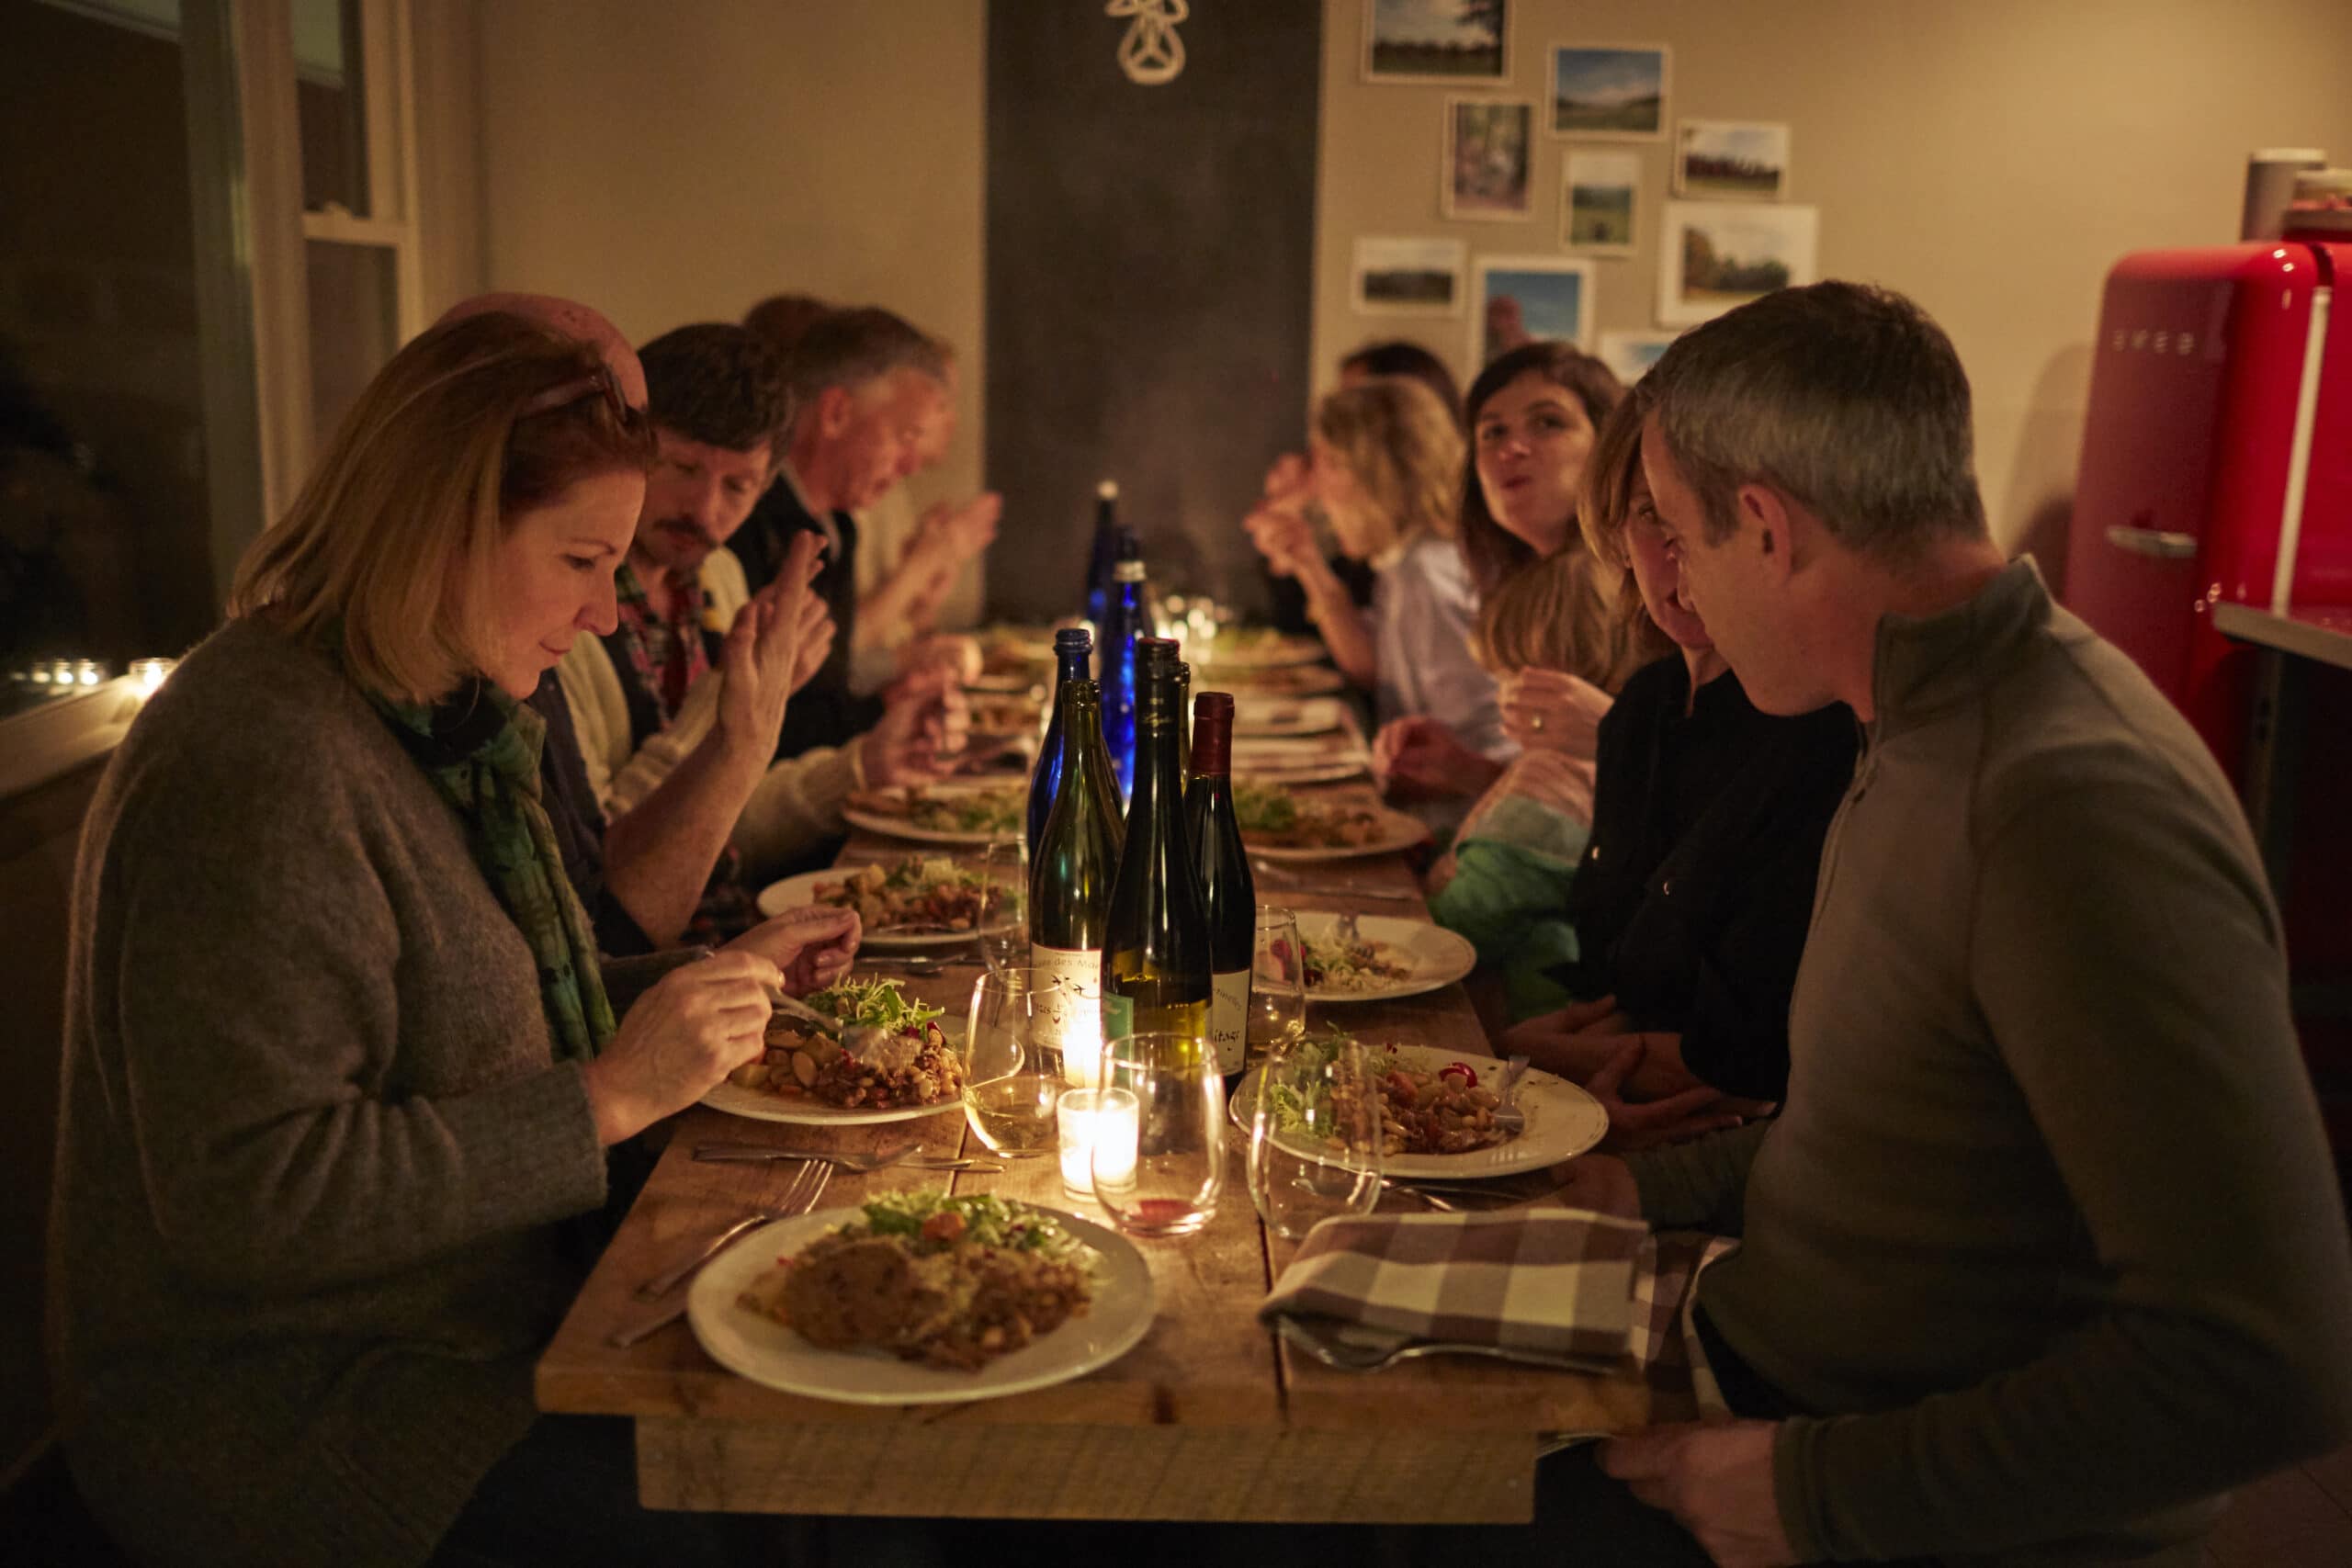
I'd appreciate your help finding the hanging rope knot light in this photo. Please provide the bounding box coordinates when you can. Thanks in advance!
[1107,0,1188,85]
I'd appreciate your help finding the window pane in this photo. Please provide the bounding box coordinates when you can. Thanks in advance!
[305,238,398,453]
[295,0,368,215]
[1,0,219,717]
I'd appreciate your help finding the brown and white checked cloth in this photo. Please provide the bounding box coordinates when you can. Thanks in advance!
[1261,1210,1737,1419]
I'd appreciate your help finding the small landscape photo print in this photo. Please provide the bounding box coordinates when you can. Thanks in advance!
[1658,201,1819,325]
[1563,149,1640,253]
[1443,98,1534,221]
[1549,43,1668,139]
[1599,329,1679,384]
[1473,255,1596,363]
[1353,236,1468,316]
[1364,0,1510,84]
[1674,120,1791,200]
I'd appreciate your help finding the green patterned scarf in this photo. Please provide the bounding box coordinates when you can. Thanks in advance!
[369,680,617,1062]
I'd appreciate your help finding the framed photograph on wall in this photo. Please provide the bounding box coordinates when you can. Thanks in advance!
[1673,120,1792,200]
[1363,0,1510,85]
[1562,149,1640,254]
[1599,329,1680,384]
[1471,255,1596,363]
[1351,236,1468,315]
[1442,97,1534,221]
[1548,43,1669,140]
[1658,201,1819,325]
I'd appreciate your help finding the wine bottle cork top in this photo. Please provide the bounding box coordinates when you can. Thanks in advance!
[1097,479,1119,501]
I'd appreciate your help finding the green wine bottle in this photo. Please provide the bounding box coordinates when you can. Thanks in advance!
[1183,691,1254,1086]
[1030,678,1122,1060]
[1101,638,1212,1048]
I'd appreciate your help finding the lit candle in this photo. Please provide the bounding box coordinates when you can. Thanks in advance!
[1062,1012,1105,1091]
[1057,1087,1139,1201]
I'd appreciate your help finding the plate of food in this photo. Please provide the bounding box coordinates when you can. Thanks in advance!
[1203,663,1347,697]
[967,690,1044,739]
[690,1190,1157,1404]
[1232,1037,1607,1179]
[1235,784,1427,860]
[702,977,967,1125]
[757,856,1010,948]
[1289,913,1475,1004]
[1232,696,1347,738]
[1189,628,1329,670]
[1229,734,1368,786]
[843,784,1027,845]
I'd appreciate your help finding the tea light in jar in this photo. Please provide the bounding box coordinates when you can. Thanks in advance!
[1057,1087,1138,1201]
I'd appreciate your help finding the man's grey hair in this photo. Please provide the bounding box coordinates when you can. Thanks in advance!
[783,306,947,411]
[1644,281,1988,558]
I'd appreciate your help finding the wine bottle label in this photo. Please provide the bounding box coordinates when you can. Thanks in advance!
[1102,991,1135,1045]
[1208,968,1250,1075]
[1029,942,1103,1077]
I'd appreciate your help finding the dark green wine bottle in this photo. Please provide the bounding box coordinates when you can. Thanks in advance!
[1031,679,1122,1054]
[1101,638,1212,1048]
[1183,692,1254,1086]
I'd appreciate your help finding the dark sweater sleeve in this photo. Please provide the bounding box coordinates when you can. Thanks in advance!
[1670,731,1852,1102]
[1777,773,2352,1561]
[106,732,609,1296]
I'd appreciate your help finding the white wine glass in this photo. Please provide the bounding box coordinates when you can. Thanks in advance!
[1246,1031,1383,1241]
[1249,908,1307,1070]
[1094,1031,1225,1237]
[977,836,1029,976]
[960,967,1064,1159]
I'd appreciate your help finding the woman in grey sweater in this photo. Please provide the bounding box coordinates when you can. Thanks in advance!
[50,313,854,1568]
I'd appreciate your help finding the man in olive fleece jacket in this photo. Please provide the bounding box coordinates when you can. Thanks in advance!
[1566,283,2352,1565]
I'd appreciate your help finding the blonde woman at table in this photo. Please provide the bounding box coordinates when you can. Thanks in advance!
[49,312,857,1568]
[1246,378,1503,778]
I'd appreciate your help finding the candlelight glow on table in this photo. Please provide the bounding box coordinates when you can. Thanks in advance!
[1057,1087,1139,1201]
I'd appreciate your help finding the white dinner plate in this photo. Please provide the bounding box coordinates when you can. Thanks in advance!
[842,784,1028,846]
[1191,631,1328,670]
[1203,663,1348,697]
[1243,805,1428,862]
[1295,912,1476,1004]
[1230,1045,1607,1179]
[1233,696,1347,738]
[754,868,1013,949]
[699,1017,970,1126]
[688,1205,1158,1405]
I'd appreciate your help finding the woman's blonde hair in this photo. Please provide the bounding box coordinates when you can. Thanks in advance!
[228,312,654,703]
[1472,547,1647,688]
[1313,377,1464,557]
[1573,389,1676,673]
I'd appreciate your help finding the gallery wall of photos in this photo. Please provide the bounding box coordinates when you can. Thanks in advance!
[1346,0,1822,387]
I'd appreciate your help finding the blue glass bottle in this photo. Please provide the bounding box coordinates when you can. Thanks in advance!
[1026,627,1096,857]
[1081,479,1120,629]
[1096,551,1148,804]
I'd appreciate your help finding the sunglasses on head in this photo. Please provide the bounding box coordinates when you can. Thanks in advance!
[517,361,647,434]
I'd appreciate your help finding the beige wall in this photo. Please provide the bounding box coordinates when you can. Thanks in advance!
[473,0,987,618]
[1314,0,2352,553]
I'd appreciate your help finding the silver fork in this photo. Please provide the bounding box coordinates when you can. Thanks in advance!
[692,1144,997,1174]
[608,1163,832,1348]
[1491,1054,1532,1136]
[1276,1313,1611,1377]
[631,1161,830,1302]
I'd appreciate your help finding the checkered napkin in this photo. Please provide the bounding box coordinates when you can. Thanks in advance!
[1261,1210,1737,1418]
[1259,1209,1650,1365]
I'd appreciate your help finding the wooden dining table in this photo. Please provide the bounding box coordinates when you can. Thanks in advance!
[535,778,1655,1526]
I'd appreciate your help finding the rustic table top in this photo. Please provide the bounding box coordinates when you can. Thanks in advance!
[536,777,1651,1522]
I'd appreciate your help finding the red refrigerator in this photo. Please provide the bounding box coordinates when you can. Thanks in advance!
[2064,236,2352,783]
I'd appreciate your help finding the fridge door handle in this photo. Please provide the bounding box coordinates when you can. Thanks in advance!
[2104,525,2199,560]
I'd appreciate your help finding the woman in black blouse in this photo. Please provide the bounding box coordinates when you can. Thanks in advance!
[1500,395,1858,1134]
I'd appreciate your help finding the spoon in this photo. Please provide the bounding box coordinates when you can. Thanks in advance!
[764,987,888,1059]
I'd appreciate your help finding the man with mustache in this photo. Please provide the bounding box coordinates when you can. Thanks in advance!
[559,321,964,943]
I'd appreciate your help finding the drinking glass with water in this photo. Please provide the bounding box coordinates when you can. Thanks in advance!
[1246,1031,1383,1240]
